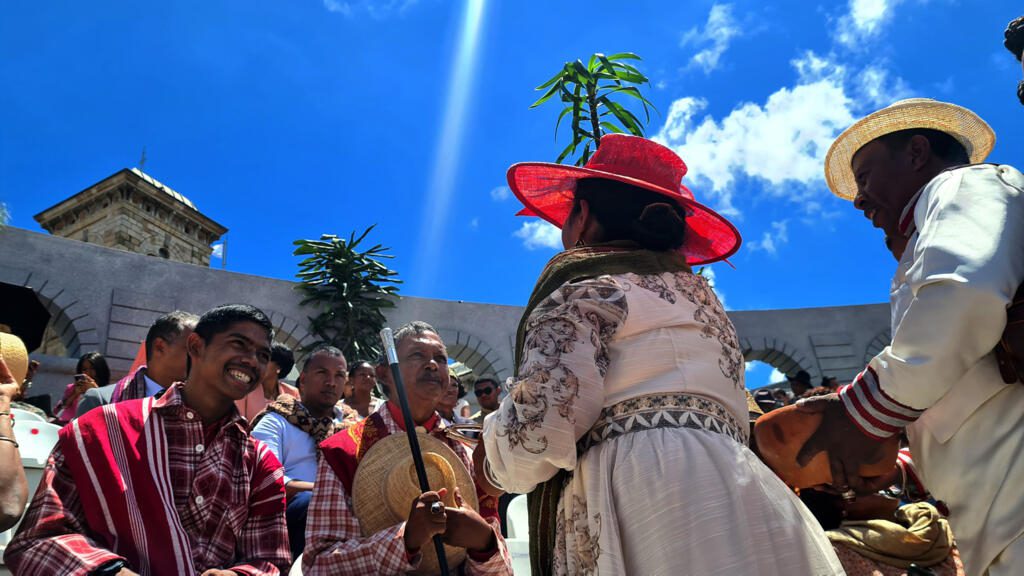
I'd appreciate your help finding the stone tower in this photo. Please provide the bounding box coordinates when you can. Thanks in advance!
[34,168,227,267]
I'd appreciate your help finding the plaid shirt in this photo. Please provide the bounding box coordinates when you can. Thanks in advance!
[4,383,291,576]
[302,403,512,575]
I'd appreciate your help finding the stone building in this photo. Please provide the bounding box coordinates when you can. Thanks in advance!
[34,168,226,267]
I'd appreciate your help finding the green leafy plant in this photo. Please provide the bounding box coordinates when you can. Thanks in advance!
[293,226,401,362]
[531,52,655,165]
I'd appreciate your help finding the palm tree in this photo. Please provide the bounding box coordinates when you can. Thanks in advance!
[293,226,401,362]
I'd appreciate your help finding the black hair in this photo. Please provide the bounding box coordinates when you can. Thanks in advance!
[1006,16,1024,61]
[145,310,199,358]
[302,344,346,372]
[474,376,500,390]
[571,178,687,251]
[270,342,295,378]
[348,359,374,377]
[876,128,970,165]
[393,321,441,349]
[193,304,274,344]
[76,351,111,387]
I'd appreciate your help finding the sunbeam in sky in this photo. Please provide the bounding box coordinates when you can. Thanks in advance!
[412,0,488,294]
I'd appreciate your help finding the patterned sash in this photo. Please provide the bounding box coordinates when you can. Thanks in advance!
[577,392,747,456]
[61,397,196,576]
[250,395,337,445]
[110,365,150,403]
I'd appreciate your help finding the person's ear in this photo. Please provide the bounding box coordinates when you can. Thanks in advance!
[908,134,932,171]
[152,336,168,359]
[185,332,204,363]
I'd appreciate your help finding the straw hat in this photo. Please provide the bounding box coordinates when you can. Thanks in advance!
[507,134,741,265]
[0,332,29,385]
[352,431,478,575]
[825,98,996,200]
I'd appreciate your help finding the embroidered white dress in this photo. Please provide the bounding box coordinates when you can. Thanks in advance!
[482,271,843,575]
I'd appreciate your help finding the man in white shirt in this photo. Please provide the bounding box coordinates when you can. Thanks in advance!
[76,310,198,416]
[798,98,1024,575]
[250,344,348,560]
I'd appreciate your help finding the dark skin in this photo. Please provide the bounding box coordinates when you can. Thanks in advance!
[348,362,376,417]
[473,379,501,412]
[560,198,604,249]
[0,356,29,533]
[798,133,955,494]
[182,322,270,424]
[258,359,283,401]
[396,332,496,555]
[286,353,346,499]
[148,329,194,388]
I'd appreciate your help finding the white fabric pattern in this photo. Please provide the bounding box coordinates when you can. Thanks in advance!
[483,271,843,575]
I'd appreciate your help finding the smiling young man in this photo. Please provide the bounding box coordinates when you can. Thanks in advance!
[799,99,1024,575]
[4,304,291,576]
[302,321,510,575]
[250,344,349,560]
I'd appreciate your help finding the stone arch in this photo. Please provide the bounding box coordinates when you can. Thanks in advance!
[864,329,892,365]
[264,309,315,379]
[435,326,507,382]
[740,336,813,382]
[0,267,100,358]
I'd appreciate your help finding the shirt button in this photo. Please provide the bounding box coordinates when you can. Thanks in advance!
[195,444,204,454]
[195,495,205,506]
[185,411,195,420]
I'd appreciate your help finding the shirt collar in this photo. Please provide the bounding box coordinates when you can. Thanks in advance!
[897,185,925,238]
[384,400,441,433]
[142,374,164,397]
[153,383,248,437]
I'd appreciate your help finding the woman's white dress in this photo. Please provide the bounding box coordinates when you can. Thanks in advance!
[482,271,844,575]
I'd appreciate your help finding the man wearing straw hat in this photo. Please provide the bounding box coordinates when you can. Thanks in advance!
[302,321,511,575]
[798,98,1024,575]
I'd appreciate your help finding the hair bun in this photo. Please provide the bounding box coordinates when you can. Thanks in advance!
[631,203,686,251]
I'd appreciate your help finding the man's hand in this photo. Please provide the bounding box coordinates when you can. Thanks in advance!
[795,393,894,494]
[472,441,504,498]
[442,488,496,553]
[404,489,448,553]
[115,568,141,576]
[199,570,238,576]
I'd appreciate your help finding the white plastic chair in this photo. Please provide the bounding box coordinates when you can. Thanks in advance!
[504,494,532,575]
[0,418,60,556]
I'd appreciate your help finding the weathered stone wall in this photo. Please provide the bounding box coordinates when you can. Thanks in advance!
[0,225,890,411]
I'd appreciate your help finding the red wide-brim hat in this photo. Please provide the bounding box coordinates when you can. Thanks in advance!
[507,134,741,265]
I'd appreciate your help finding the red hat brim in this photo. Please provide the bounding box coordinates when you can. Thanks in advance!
[507,162,742,266]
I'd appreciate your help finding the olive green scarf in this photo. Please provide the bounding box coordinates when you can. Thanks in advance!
[518,242,691,576]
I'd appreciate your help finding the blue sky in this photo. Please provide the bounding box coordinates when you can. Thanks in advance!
[2,0,1021,388]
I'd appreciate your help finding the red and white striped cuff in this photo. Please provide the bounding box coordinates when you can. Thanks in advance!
[839,367,923,440]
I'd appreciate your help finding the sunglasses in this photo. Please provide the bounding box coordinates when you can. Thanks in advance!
[474,387,494,397]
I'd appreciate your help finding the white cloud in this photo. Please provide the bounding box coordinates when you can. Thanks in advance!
[750,220,789,255]
[681,4,739,74]
[654,51,911,215]
[323,0,417,18]
[490,185,511,202]
[469,217,480,229]
[856,65,913,107]
[768,367,785,385]
[514,221,562,250]
[211,243,224,259]
[833,0,936,49]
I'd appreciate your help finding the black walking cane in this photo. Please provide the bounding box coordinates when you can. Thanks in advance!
[379,327,451,576]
